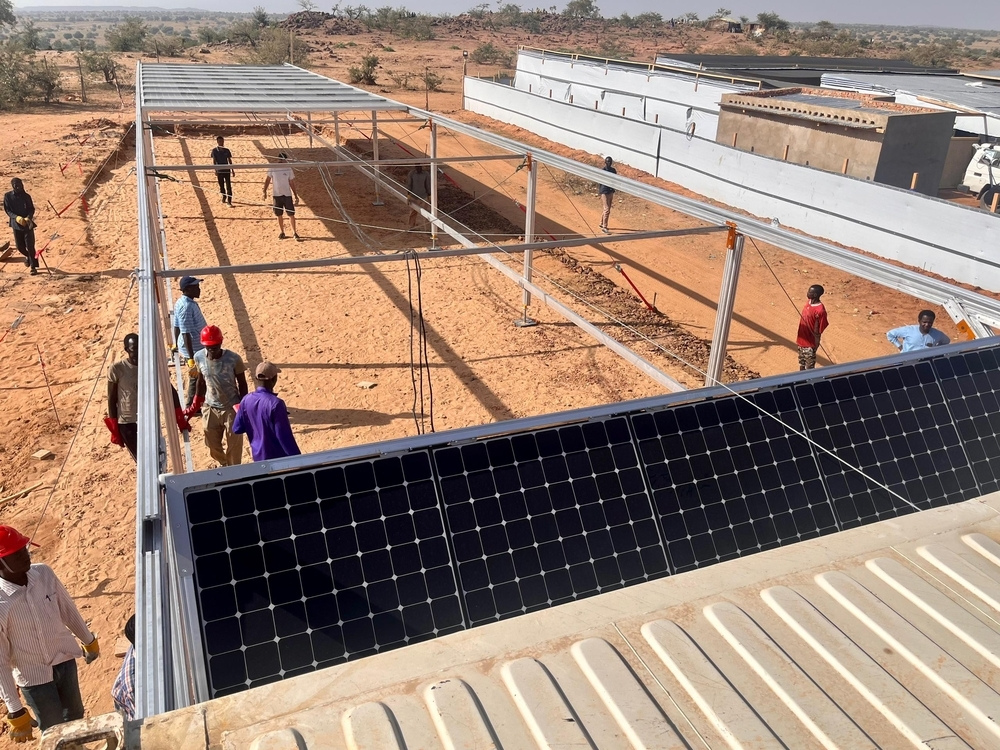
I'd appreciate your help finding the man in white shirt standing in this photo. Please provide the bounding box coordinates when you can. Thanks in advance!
[0,526,100,742]
[262,151,300,240]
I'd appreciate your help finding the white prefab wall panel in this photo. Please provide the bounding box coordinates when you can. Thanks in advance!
[513,51,749,140]
[464,77,1000,292]
[466,77,660,174]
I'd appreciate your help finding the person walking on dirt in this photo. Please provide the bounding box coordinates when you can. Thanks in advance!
[106,334,189,460]
[172,276,207,409]
[3,178,38,276]
[0,525,100,741]
[233,361,301,461]
[211,136,234,206]
[796,285,829,370]
[185,325,248,467]
[262,151,300,240]
[406,164,432,230]
[886,310,951,353]
[598,156,616,234]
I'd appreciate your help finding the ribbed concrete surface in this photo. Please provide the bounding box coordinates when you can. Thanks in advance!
[136,495,1000,749]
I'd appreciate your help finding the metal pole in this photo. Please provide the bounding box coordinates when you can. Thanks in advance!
[159,227,723,278]
[705,228,744,387]
[429,120,438,248]
[371,110,383,206]
[307,112,313,148]
[333,111,343,174]
[516,155,538,327]
[134,65,171,719]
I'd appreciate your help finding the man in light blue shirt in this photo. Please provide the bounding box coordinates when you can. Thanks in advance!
[172,276,207,408]
[886,310,951,353]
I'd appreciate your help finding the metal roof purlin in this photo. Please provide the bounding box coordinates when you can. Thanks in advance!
[137,62,409,114]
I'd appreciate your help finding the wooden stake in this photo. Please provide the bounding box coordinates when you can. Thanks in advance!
[910,172,919,190]
[732,132,738,148]
[0,481,44,506]
[842,158,849,174]
[991,191,999,213]
[77,55,87,104]
[782,144,789,160]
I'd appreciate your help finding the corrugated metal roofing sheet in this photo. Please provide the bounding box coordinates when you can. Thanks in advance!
[133,493,1000,749]
[137,63,408,113]
[821,72,1000,117]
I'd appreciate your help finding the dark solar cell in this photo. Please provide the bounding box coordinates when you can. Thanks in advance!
[189,451,464,697]
[433,416,669,627]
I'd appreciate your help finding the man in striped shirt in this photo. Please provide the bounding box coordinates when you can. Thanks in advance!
[0,526,100,741]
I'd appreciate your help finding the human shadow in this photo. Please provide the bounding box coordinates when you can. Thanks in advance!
[178,139,261,362]
[288,406,414,434]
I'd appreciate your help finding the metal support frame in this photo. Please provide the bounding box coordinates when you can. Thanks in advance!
[516,155,539,328]
[333,112,342,175]
[135,89,172,720]
[295,118,686,392]
[307,112,313,148]
[145,153,524,172]
[371,110,383,206]
[159,228,723,278]
[705,228,744,386]
[942,297,995,339]
[402,105,1000,330]
[429,120,439,249]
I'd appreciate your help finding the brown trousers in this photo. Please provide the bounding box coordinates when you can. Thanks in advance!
[203,404,243,466]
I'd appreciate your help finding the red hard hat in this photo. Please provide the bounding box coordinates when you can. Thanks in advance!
[200,325,223,346]
[0,526,38,558]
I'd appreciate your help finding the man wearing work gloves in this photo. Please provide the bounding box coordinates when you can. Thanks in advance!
[172,276,207,410]
[106,333,189,460]
[185,325,248,466]
[2,178,38,276]
[0,526,99,742]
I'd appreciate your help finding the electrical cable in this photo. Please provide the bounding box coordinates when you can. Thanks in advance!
[29,275,136,543]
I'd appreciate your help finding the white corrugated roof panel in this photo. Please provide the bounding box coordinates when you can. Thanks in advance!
[137,63,408,113]
[133,493,1000,749]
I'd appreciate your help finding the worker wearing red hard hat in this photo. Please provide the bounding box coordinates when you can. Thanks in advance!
[184,325,248,466]
[0,526,99,743]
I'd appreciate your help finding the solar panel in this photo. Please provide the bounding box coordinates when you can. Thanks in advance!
[633,386,837,575]
[186,451,465,697]
[434,416,669,626]
[172,342,1000,699]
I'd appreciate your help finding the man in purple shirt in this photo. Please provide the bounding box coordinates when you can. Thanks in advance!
[232,361,300,461]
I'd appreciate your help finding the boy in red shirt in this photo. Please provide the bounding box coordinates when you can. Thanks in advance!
[796,284,829,370]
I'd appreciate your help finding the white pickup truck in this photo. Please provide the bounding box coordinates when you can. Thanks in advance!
[961,143,1000,207]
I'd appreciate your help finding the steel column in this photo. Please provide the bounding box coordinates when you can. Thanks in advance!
[705,231,744,386]
[371,110,383,206]
[334,112,342,175]
[517,156,539,327]
[430,120,439,248]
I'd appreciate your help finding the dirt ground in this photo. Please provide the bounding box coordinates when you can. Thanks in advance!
[0,27,986,739]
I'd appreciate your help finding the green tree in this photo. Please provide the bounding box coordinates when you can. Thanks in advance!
[106,16,148,51]
[563,0,600,19]
[244,27,310,64]
[250,6,270,27]
[710,7,731,19]
[0,0,13,28]
[755,11,788,32]
[17,20,40,51]
[348,53,378,84]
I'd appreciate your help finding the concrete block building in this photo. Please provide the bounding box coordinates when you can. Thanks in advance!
[716,88,956,195]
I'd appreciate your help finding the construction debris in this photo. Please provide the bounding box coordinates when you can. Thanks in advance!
[32,449,54,461]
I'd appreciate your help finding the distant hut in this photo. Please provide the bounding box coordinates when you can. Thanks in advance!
[706,17,743,33]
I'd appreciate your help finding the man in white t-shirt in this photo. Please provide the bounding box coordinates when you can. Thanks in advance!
[262,151,300,240]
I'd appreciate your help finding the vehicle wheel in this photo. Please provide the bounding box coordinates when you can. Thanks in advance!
[981,187,999,210]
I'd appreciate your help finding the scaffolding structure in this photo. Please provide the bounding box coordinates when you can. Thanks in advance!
[134,63,1000,719]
